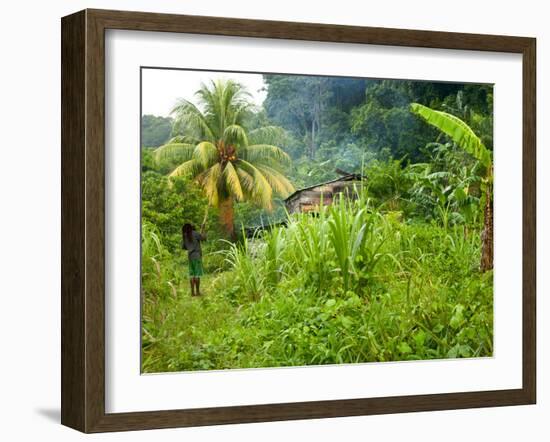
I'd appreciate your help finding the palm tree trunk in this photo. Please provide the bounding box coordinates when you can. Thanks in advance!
[219,198,235,240]
[480,183,493,272]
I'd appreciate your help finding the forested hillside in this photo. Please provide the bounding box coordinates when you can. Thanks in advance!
[141,114,173,148]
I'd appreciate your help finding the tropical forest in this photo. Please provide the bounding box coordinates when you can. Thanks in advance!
[141,72,494,373]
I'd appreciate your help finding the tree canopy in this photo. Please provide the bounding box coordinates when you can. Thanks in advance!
[141,114,173,148]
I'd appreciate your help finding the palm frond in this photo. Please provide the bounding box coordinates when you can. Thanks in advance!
[196,79,252,135]
[222,162,244,201]
[166,134,200,145]
[235,160,273,210]
[248,126,288,145]
[193,141,219,168]
[241,144,291,166]
[153,143,195,164]
[171,98,216,140]
[235,167,255,197]
[223,124,249,147]
[254,164,295,197]
[194,82,221,135]
[230,103,254,126]
[169,159,203,178]
[196,163,222,207]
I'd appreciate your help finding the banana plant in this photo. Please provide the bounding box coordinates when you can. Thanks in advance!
[410,103,493,271]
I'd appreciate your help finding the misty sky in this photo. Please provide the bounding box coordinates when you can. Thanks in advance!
[141,68,267,117]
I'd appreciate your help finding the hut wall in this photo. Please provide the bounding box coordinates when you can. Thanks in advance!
[285,179,362,214]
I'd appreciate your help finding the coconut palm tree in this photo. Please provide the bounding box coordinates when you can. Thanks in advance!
[154,79,294,239]
[410,103,493,272]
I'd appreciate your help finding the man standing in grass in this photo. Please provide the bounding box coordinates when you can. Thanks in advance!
[181,222,206,296]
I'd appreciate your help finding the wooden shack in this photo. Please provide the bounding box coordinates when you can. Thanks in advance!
[284,172,366,214]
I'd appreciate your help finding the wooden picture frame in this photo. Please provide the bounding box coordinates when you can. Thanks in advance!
[61,8,536,433]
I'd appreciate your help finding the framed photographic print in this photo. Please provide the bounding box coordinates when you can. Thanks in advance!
[61,9,536,433]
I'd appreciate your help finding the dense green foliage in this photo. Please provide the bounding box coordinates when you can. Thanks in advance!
[141,74,493,372]
[142,190,492,371]
[141,114,173,148]
[264,77,492,187]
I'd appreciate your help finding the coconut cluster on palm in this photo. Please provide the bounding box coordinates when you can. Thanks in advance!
[154,79,295,238]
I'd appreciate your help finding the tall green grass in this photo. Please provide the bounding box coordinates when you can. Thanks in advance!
[141,190,492,372]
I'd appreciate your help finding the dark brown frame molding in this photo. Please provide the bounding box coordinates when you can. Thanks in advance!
[61,8,536,433]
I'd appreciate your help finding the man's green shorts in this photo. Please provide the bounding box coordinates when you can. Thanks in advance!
[188,258,204,278]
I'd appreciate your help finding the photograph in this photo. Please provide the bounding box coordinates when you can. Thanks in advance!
[140,67,494,373]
